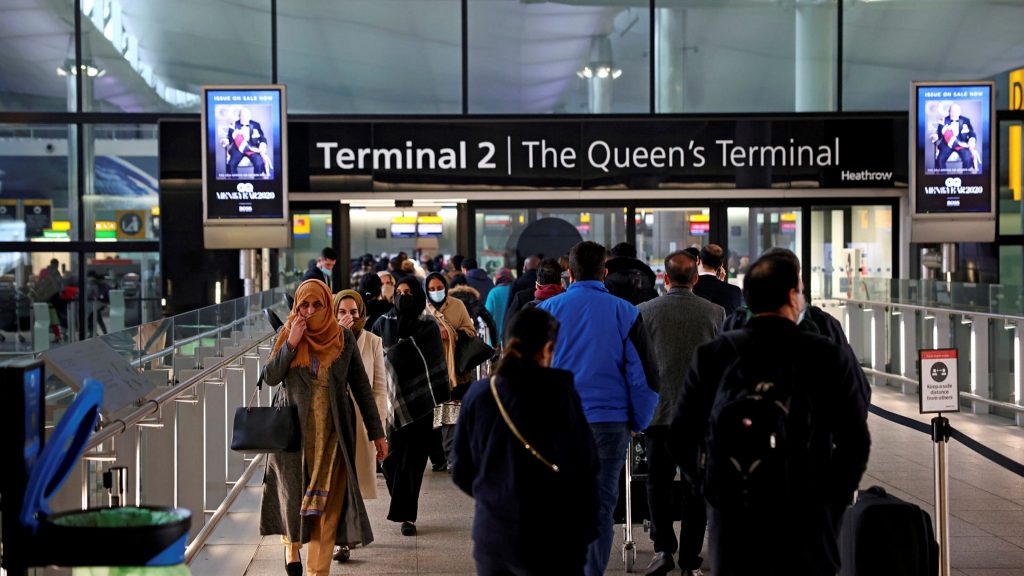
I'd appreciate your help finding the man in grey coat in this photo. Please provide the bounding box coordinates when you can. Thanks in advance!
[637,250,725,576]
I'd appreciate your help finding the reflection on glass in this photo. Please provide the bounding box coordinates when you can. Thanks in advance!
[0,252,79,354]
[810,206,893,302]
[86,252,162,335]
[469,1,649,113]
[636,207,710,271]
[86,125,160,241]
[0,124,77,241]
[0,2,76,111]
[346,207,459,280]
[726,207,802,285]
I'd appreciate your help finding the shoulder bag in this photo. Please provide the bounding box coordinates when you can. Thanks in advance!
[231,377,301,453]
[454,332,495,374]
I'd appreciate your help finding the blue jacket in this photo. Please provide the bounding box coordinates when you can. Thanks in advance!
[538,281,658,431]
[484,284,512,341]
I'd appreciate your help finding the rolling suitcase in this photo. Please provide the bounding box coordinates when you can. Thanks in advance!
[839,486,939,576]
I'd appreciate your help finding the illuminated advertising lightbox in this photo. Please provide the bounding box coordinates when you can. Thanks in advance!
[912,82,994,216]
[202,86,287,223]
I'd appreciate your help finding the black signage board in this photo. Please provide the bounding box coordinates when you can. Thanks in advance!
[298,117,906,192]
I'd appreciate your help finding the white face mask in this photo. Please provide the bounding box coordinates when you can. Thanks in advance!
[428,290,445,304]
[381,284,395,299]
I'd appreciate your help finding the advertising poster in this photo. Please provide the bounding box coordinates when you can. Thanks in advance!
[913,83,994,214]
[202,86,287,222]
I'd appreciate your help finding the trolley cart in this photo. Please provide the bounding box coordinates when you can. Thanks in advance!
[620,434,649,573]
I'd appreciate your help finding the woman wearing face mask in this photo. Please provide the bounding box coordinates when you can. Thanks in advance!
[377,271,397,303]
[450,307,600,576]
[330,290,388,564]
[371,277,450,537]
[358,273,393,332]
[258,280,388,576]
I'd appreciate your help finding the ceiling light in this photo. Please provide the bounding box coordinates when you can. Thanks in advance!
[612,69,623,79]
[597,67,610,79]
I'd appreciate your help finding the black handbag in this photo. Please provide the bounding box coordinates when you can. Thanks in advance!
[454,333,495,374]
[230,377,301,453]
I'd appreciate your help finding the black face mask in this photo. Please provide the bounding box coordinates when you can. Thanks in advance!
[394,292,416,315]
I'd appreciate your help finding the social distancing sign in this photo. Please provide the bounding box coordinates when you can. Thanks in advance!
[919,349,960,414]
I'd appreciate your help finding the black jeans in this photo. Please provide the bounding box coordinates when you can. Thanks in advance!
[382,414,433,523]
[645,426,707,570]
[475,552,585,576]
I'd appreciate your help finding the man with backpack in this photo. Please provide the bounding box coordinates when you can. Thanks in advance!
[670,252,870,576]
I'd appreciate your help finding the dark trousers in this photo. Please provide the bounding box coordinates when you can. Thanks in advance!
[428,426,447,468]
[645,426,706,570]
[708,504,840,576]
[475,552,585,576]
[382,414,433,523]
[227,147,265,174]
[938,143,975,170]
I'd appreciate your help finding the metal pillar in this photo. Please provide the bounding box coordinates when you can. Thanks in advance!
[586,36,615,113]
[969,317,989,414]
[871,307,887,386]
[932,416,952,576]
[655,8,686,113]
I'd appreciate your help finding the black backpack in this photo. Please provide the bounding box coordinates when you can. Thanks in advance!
[700,332,820,512]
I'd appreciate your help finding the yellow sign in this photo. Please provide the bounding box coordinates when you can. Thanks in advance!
[116,210,147,239]
[781,212,798,222]
[51,220,71,232]
[417,216,442,224]
[150,206,160,216]
[391,216,417,225]
[1010,69,1023,201]
[292,214,311,236]
[689,214,711,223]
[95,221,116,232]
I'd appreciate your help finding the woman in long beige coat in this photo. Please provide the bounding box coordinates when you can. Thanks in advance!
[331,289,388,563]
[259,280,387,576]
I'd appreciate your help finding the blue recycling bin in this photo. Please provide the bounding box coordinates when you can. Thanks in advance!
[3,372,192,573]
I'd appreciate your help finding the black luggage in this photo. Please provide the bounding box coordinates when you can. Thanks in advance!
[840,486,939,576]
[613,434,683,525]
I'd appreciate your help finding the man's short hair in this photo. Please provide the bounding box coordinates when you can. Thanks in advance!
[569,241,607,282]
[462,257,478,271]
[684,247,700,260]
[451,254,465,271]
[664,250,698,288]
[743,254,800,314]
[536,258,563,286]
[699,244,725,270]
[320,247,338,261]
[609,242,637,259]
[760,247,800,270]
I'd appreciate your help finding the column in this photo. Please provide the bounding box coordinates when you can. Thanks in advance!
[795,1,835,112]
[656,8,686,113]
[970,318,989,414]
[585,36,615,114]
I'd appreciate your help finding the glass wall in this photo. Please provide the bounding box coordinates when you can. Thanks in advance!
[0,124,77,241]
[349,208,458,265]
[810,205,894,302]
[87,124,159,241]
[726,207,802,284]
[635,207,711,271]
[0,1,76,111]
[0,251,79,354]
[468,0,649,113]
[280,0,461,114]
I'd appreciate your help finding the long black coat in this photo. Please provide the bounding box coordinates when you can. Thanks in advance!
[258,329,385,546]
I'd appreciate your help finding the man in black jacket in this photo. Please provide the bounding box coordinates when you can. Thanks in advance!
[503,255,541,340]
[692,244,742,315]
[604,242,658,305]
[670,253,870,576]
[301,247,337,290]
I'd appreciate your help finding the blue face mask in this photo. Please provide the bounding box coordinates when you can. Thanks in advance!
[319,266,332,277]
[428,290,445,304]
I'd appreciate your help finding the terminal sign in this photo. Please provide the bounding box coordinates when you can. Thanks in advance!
[919,349,960,414]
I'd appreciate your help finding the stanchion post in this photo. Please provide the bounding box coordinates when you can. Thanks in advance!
[932,414,952,576]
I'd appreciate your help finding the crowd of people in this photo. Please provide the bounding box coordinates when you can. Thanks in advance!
[262,240,871,576]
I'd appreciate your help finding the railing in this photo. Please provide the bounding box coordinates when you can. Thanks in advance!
[39,286,292,569]
[829,284,1024,426]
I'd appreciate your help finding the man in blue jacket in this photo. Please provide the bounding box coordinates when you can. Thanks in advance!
[539,240,659,576]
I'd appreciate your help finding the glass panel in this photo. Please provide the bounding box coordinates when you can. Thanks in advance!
[287,208,333,287]
[1001,120,1024,235]
[79,0,271,112]
[726,207,802,285]
[655,0,835,112]
[475,209,529,276]
[0,251,80,354]
[635,207,711,270]
[809,205,894,303]
[86,124,160,241]
[469,0,649,113]
[0,1,75,111]
[279,0,461,114]
[842,0,1024,111]
[1000,245,1023,287]
[347,206,459,275]
[0,124,78,241]
[85,251,161,335]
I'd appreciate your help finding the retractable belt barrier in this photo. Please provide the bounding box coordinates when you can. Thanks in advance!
[868,404,1024,478]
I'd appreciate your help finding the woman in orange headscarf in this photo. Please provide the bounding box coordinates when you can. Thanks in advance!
[258,279,388,576]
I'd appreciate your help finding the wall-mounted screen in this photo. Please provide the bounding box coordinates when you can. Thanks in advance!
[912,82,994,216]
[202,86,287,222]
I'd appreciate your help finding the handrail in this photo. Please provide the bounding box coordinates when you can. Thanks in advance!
[85,328,277,451]
[840,298,1024,323]
[185,453,265,564]
[130,316,250,368]
[862,367,1024,415]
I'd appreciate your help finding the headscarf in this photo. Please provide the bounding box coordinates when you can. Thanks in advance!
[333,289,367,337]
[494,267,515,286]
[394,276,427,338]
[272,279,343,370]
[358,272,382,301]
[425,272,449,309]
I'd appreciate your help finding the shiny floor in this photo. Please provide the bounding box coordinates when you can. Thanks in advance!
[189,384,1024,575]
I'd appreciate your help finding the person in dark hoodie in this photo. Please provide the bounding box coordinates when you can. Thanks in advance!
[604,242,658,306]
[371,277,450,537]
[461,257,494,303]
[449,275,499,347]
[503,255,542,341]
[526,258,565,307]
[452,306,600,576]
[358,273,393,332]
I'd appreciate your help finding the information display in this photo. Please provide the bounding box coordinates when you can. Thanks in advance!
[919,348,960,414]
[912,82,994,215]
[202,86,287,222]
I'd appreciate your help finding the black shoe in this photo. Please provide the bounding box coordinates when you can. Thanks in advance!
[333,545,350,563]
[400,521,417,536]
[284,549,302,576]
[644,552,675,576]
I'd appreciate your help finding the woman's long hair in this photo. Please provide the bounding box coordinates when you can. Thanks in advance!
[495,306,559,378]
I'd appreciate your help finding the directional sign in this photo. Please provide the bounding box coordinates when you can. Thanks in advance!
[919,349,960,414]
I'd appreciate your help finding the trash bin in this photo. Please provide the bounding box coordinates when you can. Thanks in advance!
[17,379,192,572]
